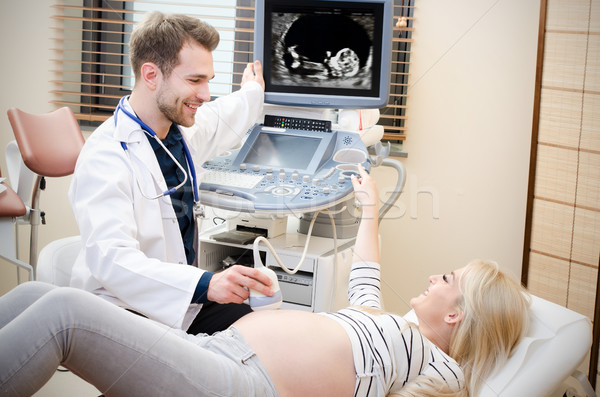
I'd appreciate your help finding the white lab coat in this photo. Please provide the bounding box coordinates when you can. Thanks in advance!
[69,81,264,330]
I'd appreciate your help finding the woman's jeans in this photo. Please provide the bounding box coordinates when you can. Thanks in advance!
[0,282,278,397]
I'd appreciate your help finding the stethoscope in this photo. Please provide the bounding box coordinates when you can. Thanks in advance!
[115,96,200,206]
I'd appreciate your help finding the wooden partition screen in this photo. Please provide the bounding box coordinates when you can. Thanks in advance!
[522,0,600,388]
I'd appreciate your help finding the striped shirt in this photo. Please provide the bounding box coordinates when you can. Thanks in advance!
[319,261,464,397]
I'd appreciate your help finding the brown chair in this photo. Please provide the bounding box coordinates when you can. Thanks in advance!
[0,166,33,281]
[0,168,26,218]
[6,107,85,271]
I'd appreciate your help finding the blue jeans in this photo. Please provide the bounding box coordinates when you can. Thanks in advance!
[0,282,278,397]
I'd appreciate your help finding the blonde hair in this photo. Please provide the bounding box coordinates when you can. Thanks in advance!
[450,259,529,396]
[129,11,219,80]
[387,260,530,397]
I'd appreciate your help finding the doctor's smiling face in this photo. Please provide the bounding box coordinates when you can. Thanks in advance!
[155,41,214,128]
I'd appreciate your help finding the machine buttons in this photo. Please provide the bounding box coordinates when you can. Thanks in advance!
[322,167,336,179]
[291,171,299,181]
[263,114,332,132]
[302,175,311,183]
[278,273,313,286]
[239,163,247,170]
[200,170,263,189]
[252,165,261,172]
[272,187,292,195]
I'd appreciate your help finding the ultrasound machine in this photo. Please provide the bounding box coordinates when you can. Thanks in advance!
[196,0,406,312]
[199,118,371,214]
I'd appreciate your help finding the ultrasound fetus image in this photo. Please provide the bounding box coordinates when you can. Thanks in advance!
[270,13,375,90]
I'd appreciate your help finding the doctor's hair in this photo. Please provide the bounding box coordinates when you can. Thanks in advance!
[129,11,220,80]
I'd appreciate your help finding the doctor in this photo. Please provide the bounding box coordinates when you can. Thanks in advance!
[69,11,274,334]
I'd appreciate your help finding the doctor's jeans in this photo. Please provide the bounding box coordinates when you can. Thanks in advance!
[0,282,279,397]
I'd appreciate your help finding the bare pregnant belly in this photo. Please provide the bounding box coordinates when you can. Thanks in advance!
[233,309,356,397]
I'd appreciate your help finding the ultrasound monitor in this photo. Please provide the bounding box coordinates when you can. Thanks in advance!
[254,0,393,109]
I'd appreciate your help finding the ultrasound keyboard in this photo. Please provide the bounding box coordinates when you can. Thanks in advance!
[200,170,263,189]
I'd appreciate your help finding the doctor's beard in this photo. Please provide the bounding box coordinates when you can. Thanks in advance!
[156,88,200,128]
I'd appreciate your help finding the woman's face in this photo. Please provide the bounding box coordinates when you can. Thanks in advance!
[410,267,466,326]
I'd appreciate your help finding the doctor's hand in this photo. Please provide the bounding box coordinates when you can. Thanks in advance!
[240,60,265,91]
[207,264,273,304]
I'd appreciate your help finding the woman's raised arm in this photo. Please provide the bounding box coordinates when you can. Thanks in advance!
[351,164,380,264]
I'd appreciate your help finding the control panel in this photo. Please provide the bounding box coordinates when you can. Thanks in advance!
[198,122,370,214]
[263,114,332,132]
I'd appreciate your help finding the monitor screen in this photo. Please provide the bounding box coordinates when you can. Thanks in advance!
[254,0,392,109]
[242,132,322,170]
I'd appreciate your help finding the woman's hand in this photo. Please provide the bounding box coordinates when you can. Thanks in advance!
[351,164,379,212]
[351,164,380,263]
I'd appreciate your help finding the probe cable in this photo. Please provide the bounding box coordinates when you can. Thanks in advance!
[252,206,341,274]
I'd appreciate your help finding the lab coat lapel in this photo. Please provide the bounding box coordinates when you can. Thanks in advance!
[113,98,170,198]
[129,139,169,198]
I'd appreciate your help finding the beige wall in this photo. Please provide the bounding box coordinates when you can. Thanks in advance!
[0,0,541,320]
[375,0,540,314]
[0,0,80,293]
